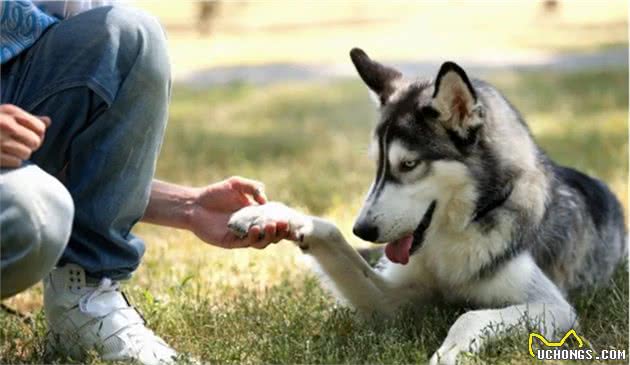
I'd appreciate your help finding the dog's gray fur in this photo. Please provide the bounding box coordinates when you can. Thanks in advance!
[228,48,627,364]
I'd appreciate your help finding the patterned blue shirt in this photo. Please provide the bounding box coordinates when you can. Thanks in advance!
[0,1,58,64]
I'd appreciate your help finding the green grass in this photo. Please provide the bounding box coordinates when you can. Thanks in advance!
[1,67,628,364]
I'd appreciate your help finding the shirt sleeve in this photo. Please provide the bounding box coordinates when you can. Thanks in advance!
[33,0,118,19]
[0,1,58,64]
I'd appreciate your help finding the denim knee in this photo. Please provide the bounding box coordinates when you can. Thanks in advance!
[103,7,170,91]
[12,6,170,112]
[0,166,74,298]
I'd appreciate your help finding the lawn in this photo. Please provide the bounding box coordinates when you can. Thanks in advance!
[1,67,628,364]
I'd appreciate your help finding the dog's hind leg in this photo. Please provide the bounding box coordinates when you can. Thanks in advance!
[228,202,400,315]
[429,254,576,365]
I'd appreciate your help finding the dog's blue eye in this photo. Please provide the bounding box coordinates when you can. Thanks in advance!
[400,160,418,172]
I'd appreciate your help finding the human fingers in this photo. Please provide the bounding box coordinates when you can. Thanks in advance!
[15,113,47,138]
[0,104,48,137]
[246,225,263,245]
[274,221,290,241]
[1,139,32,160]
[0,154,22,168]
[227,176,267,204]
[251,223,278,249]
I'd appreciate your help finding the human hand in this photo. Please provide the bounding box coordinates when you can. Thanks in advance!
[188,176,291,249]
[0,104,50,168]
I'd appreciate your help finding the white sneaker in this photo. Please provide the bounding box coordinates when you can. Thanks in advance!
[43,264,177,364]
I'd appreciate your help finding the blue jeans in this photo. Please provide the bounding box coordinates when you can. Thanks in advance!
[0,6,170,289]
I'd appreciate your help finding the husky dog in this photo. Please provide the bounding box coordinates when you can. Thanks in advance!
[228,48,627,364]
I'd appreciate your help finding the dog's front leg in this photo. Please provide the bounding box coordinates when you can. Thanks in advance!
[228,202,395,315]
[430,255,576,365]
[298,215,397,314]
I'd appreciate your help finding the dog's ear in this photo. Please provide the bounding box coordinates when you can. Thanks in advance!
[431,62,481,131]
[350,48,402,106]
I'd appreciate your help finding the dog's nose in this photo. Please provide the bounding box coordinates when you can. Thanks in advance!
[353,223,379,242]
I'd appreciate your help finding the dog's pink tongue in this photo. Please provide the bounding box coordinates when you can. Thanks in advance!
[385,235,413,265]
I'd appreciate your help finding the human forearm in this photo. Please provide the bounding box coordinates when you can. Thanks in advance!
[141,176,288,249]
[141,180,199,230]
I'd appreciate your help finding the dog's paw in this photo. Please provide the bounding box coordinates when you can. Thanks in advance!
[228,202,304,239]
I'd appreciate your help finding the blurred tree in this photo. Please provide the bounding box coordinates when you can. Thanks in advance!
[542,0,559,13]
[198,1,219,35]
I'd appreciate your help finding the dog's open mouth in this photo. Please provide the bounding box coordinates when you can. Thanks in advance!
[384,201,437,265]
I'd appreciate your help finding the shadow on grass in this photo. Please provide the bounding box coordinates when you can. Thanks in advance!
[2,265,626,364]
[139,265,627,364]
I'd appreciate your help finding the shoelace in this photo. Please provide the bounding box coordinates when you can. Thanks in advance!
[77,278,174,360]
[78,278,120,317]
